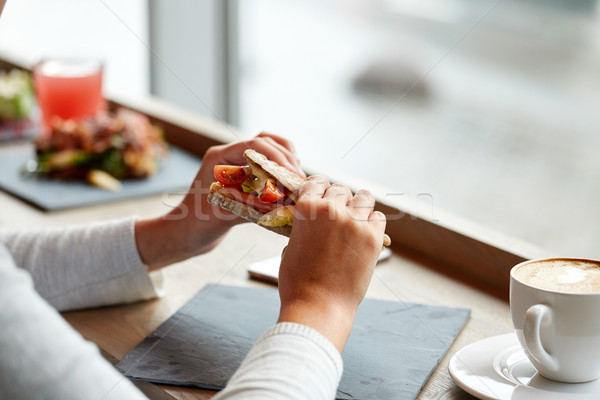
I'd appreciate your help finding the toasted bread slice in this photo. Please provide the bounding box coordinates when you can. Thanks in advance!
[207,188,292,237]
[243,149,303,201]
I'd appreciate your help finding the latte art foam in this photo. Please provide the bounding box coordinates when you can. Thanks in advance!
[515,260,600,293]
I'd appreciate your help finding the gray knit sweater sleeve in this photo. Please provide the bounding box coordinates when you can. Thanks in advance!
[213,323,344,400]
[0,217,163,311]
[0,241,150,400]
[0,218,343,400]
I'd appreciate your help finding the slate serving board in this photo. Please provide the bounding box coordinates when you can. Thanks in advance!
[0,143,201,210]
[117,284,470,400]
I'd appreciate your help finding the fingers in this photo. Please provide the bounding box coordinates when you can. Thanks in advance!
[297,175,330,203]
[300,181,376,219]
[369,210,387,225]
[207,132,305,178]
[348,190,375,220]
[260,136,306,178]
[323,184,352,209]
[369,211,387,241]
[210,142,248,166]
[257,132,296,154]
[250,140,297,172]
[294,176,330,221]
[220,136,304,177]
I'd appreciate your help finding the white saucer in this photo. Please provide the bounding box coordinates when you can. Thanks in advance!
[448,333,600,400]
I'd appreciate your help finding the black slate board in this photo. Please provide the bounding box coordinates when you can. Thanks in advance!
[117,284,470,400]
[0,143,200,210]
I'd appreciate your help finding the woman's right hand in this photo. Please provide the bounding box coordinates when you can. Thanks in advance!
[277,175,387,352]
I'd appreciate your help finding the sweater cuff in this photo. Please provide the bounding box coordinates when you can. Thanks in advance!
[259,322,344,378]
[111,217,165,298]
[113,217,146,272]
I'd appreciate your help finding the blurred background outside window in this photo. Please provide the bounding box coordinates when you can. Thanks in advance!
[1,0,599,258]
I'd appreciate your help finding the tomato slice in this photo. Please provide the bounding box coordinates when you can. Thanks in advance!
[216,183,282,213]
[258,179,285,203]
[213,165,250,186]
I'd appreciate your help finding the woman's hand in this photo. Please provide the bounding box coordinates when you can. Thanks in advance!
[277,176,387,352]
[135,133,305,270]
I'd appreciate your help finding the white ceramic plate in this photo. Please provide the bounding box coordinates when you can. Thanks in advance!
[448,333,600,400]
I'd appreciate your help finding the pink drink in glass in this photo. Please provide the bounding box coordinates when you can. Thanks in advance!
[33,59,104,133]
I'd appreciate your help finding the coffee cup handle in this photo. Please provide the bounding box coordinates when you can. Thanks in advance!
[523,304,559,372]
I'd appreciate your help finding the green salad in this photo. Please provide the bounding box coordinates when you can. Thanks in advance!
[0,69,34,122]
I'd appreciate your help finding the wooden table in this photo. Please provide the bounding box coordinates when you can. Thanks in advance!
[0,186,515,400]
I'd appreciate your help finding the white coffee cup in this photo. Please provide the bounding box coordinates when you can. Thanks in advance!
[510,257,600,383]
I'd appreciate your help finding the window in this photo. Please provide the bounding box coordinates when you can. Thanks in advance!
[2,0,599,258]
[236,0,600,259]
